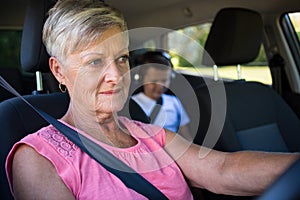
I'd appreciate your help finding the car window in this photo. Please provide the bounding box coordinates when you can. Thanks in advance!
[168,23,271,85]
[139,23,271,85]
[289,13,300,43]
[283,12,300,74]
[0,30,22,70]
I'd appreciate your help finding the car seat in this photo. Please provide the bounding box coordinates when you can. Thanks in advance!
[193,7,300,200]
[21,0,60,94]
[0,0,69,199]
[195,7,300,152]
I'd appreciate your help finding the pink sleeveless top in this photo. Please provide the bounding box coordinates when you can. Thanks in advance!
[6,117,193,200]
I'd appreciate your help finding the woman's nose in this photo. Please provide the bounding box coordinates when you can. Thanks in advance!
[104,61,121,82]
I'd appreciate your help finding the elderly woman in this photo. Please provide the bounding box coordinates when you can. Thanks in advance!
[6,0,298,199]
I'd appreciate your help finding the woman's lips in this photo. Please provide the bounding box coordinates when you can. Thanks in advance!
[99,88,121,95]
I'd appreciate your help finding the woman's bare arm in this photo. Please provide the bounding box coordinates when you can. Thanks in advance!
[177,124,192,140]
[164,130,299,196]
[12,144,75,200]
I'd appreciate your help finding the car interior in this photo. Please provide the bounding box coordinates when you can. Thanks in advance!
[194,7,300,152]
[1,0,300,199]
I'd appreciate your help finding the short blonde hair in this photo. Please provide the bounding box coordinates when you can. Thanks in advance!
[43,0,127,61]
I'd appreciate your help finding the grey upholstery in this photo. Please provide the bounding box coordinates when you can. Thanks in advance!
[21,0,55,73]
[0,0,66,199]
[21,0,59,93]
[0,93,69,200]
[194,81,300,152]
[193,7,300,152]
[194,8,300,200]
[202,7,263,66]
[194,7,300,152]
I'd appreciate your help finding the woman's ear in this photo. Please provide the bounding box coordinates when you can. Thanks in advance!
[49,57,65,83]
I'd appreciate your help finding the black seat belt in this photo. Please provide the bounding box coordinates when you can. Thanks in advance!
[129,98,151,123]
[32,107,168,200]
[149,96,163,123]
[129,96,163,124]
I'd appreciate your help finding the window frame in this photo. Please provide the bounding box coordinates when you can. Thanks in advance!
[281,13,300,74]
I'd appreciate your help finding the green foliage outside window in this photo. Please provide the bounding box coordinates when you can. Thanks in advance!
[0,30,22,69]
[171,24,267,68]
[167,23,271,84]
[289,12,300,42]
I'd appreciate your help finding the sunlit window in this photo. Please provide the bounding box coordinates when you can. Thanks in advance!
[0,30,22,69]
[167,23,272,85]
[289,12,300,42]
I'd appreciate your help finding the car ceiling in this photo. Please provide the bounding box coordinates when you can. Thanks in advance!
[0,0,300,30]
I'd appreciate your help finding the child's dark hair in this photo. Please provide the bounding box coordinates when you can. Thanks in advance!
[135,51,173,68]
[134,50,173,82]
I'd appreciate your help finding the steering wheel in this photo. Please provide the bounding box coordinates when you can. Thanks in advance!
[257,156,300,200]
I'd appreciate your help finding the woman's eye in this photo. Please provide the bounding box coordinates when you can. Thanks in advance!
[116,55,129,65]
[89,59,103,66]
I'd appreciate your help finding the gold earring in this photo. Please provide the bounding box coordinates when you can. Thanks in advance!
[59,82,67,93]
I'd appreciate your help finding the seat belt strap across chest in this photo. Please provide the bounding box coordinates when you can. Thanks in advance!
[149,96,163,123]
[129,96,163,124]
[32,107,168,200]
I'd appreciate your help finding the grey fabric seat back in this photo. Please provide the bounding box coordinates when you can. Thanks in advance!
[21,0,59,93]
[0,93,69,200]
[221,82,300,152]
[194,81,300,152]
[185,7,300,200]
[193,8,300,153]
[0,0,66,199]
[202,7,263,67]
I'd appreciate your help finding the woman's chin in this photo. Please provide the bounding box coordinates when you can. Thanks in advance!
[97,102,125,114]
[113,102,126,113]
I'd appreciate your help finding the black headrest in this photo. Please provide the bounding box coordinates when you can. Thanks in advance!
[21,0,56,73]
[202,8,263,66]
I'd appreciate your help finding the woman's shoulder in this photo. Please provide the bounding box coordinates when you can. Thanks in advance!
[6,125,80,198]
[9,125,79,162]
[36,125,79,157]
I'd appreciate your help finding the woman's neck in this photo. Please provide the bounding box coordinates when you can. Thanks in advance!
[61,105,137,148]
